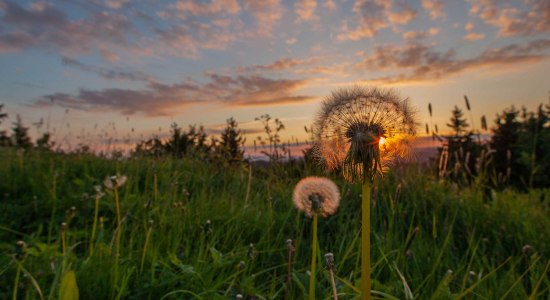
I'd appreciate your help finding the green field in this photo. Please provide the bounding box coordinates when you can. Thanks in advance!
[1,148,549,299]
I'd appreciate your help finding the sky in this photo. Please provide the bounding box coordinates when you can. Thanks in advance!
[0,0,549,152]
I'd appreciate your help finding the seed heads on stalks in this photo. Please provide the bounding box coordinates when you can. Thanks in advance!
[314,86,417,183]
[293,177,340,217]
[325,253,338,300]
[15,241,27,260]
[314,86,417,300]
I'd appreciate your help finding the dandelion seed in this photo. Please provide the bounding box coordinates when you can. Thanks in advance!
[104,174,127,189]
[293,177,340,217]
[313,86,417,183]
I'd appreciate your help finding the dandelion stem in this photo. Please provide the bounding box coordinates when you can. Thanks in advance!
[329,268,338,300]
[114,185,121,265]
[61,228,66,255]
[89,194,100,256]
[361,180,371,300]
[140,226,152,273]
[12,261,21,300]
[309,213,318,300]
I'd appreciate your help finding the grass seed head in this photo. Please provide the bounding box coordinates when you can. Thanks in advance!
[313,86,417,183]
[293,176,340,217]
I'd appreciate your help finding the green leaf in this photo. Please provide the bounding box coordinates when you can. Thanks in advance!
[59,270,79,300]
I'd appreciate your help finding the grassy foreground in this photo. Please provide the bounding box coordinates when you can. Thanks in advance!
[0,148,549,299]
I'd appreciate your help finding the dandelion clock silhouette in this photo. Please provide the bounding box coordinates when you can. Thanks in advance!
[313,86,417,299]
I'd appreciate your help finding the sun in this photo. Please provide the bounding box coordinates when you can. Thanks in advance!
[379,136,386,146]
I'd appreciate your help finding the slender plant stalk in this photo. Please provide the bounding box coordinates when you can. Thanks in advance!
[361,180,371,300]
[285,241,293,300]
[61,228,67,255]
[114,185,121,266]
[47,174,57,244]
[12,261,21,300]
[309,213,318,300]
[329,268,338,300]
[153,173,158,202]
[140,226,153,273]
[89,194,100,256]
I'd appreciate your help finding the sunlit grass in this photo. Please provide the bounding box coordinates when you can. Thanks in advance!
[0,148,548,299]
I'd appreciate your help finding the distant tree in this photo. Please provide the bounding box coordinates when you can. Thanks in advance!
[219,117,245,164]
[440,105,481,186]
[447,105,469,137]
[11,115,33,149]
[490,106,522,187]
[36,132,54,151]
[0,104,10,146]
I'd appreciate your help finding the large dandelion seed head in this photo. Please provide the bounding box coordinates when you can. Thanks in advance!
[314,86,417,183]
[293,177,340,217]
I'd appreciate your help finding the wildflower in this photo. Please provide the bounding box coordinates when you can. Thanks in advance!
[293,177,340,217]
[293,177,340,300]
[104,175,127,189]
[313,86,417,300]
[314,86,417,183]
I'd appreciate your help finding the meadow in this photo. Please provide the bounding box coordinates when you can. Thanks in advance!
[1,146,549,299]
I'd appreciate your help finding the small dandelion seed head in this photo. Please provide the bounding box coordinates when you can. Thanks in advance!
[293,177,340,217]
[324,252,335,271]
[15,240,27,260]
[313,86,417,183]
[104,174,127,189]
[523,244,533,255]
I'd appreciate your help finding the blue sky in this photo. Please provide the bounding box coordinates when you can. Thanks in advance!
[0,0,549,150]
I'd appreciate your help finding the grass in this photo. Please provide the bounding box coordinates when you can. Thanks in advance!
[0,147,549,299]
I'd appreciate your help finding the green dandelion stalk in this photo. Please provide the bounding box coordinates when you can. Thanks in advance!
[314,86,417,299]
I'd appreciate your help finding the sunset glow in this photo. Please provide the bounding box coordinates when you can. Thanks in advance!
[0,0,548,150]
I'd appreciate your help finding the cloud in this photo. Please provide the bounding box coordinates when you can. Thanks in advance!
[295,0,318,22]
[154,19,241,58]
[402,28,439,41]
[357,39,550,84]
[240,57,310,72]
[61,56,155,82]
[464,32,485,41]
[463,21,485,41]
[105,0,130,10]
[33,74,315,116]
[171,0,241,17]
[286,37,297,45]
[324,0,337,10]
[337,0,417,41]
[242,0,283,36]
[421,0,444,20]
[468,0,550,36]
[0,1,136,61]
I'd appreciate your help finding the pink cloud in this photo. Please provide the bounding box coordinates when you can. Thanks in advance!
[337,0,417,41]
[34,74,316,116]
[421,0,445,20]
[295,0,318,22]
